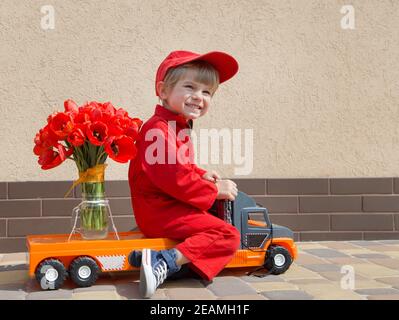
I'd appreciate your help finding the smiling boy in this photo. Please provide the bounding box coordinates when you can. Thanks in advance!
[128,50,240,298]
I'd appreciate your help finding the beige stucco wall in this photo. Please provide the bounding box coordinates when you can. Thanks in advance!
[0,0,398,181]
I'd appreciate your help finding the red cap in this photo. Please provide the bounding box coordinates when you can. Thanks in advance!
[155,50,239,96]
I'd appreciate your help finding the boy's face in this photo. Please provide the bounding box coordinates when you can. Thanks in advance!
[159,69,215,120]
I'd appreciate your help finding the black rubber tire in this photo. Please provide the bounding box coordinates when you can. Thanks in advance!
[128,250,142,268]
[35,258,67,290]
[264,246,293,275]
[69,256,100,287]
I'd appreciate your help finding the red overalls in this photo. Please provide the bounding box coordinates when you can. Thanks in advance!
[128,105,240,281]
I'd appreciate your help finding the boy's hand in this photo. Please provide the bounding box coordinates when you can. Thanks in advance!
[215,180,238,201]
[202,170,221,183]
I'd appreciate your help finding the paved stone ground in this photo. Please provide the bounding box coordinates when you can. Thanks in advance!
[1,240,399,300]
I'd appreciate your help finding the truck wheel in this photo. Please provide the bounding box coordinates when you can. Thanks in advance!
[264,246,292,275]
[35,259,67,290]
[69,256,99,287]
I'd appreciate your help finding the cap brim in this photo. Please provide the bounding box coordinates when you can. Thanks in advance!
[192,51,239,84]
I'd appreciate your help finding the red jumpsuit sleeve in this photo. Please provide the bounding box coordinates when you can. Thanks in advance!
[192,164,207,177]
[140,122,218,211]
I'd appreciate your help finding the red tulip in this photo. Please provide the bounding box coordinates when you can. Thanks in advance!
[132,118,143,127]
[104,135,137,163]
[47,112,74,139]
[38,144,73,170]
[89,107,112,125]
[90,108,103,122]
[124,119,141,140]
[88,101,100,109]
[115,108,128,118]
[102,102,116,116]
[108,116,142,140]
[86,121,108,146]
[64,99,79,114]
[77,102,96,123]
[33,125,59,155]
[107,117,124,137]
[67,124,86,147]
[89,102,115,124]
[72,110,91,125]
[56,143,73,161]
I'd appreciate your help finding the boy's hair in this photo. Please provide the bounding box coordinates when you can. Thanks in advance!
[162,60,220,97]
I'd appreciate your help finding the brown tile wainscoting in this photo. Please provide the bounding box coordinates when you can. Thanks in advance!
[1,178,399,253]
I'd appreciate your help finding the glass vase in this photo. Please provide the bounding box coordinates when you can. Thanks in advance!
[79,182,109,240]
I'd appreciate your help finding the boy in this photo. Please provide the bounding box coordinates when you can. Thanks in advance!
[128,50,240,298]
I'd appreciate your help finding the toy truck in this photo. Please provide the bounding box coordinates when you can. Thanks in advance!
[27,191,297,290]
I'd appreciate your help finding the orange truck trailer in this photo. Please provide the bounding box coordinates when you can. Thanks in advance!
[27,191,298,290]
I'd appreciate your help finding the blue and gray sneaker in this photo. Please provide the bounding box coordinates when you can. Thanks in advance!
[139,248,181,298]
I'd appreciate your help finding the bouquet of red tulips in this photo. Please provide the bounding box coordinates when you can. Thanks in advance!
[34,99,142,170]
[33,99,142,239]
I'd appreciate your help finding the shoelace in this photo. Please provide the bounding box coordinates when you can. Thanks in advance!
[153,260,168,288]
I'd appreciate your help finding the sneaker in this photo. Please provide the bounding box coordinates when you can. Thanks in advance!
[140,248,180,298]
